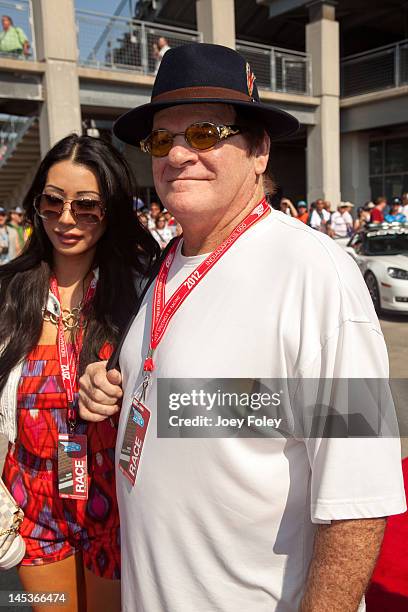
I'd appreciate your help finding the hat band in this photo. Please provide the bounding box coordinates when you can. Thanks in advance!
[152,86,254,103]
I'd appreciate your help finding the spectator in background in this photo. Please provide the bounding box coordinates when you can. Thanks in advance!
[151,213,173,249]
[309,198,330,232]
[162,208,178,236]
[0,15,30,57]
[324,200,333,215]
[7,205,25,250]
[147,201,162,230]
[401,192,408,218]
[0,206,19,264]
[330,202,354,238]
[371,196,387,224]
[133,195,145,212]
[280,197,298,217]
[385,198,406,223]
[153,37,171,73]
[296,200,309,224]
[137,212,149,229]
[354,206,371,233]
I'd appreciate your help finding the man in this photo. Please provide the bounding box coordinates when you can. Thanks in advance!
[309,197,331,232]
[79,44,405,611]
[401,192,408,218]
[7,205,25,250]
[324,199,333,214]
[153,36,171,73]
[385,197,406,223]
[146,200,162,230]
[330,201,354,238]
[0,206,19,264]
[371,196,387,223]
[280,197,298,217]
[0,15,30,57]
[297,200,309,223]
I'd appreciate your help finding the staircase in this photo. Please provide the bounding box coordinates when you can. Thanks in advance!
[0,117,40,208]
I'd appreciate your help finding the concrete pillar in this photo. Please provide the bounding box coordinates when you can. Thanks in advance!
[340,132,371,206]
[196,0,236,49]
[306,1,340,205]
[32,0,81,155]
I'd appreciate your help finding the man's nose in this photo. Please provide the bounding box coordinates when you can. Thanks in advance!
[166,135,198,166]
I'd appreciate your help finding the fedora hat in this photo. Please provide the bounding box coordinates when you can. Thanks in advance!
[113,43,299,146]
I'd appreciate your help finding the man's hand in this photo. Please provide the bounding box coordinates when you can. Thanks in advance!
[300,517,386,611]
[79,361,123,422]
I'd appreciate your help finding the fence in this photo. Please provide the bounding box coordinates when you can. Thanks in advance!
[341,40,408,97]
[0,0,35,60]
[76,10,202,74]
[236,40,311,95]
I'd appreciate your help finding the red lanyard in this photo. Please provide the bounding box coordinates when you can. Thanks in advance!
[49,274,97,429]
[143,198,269,373]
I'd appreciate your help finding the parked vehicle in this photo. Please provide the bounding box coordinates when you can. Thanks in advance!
[342,223,408,314]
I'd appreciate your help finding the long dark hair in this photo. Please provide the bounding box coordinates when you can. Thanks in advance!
[0,134,159,392]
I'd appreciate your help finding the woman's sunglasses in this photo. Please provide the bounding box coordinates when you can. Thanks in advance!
[34,193,106,226]
[140,122,241,157]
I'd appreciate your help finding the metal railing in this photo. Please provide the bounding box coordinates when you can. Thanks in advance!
[0,115,35,167]
[76,10,202,74]
[236,40,311,95]
[0,0,35,60]
[341,39,408,98]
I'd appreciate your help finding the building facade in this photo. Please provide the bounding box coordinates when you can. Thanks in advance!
[1,0,408,208]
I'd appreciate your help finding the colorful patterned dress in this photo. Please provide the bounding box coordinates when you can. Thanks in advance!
[3,343,121,579]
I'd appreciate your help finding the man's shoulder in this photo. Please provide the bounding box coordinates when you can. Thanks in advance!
[261,211,370,292]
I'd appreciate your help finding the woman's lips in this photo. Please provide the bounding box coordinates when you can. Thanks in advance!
[55,233,82,245]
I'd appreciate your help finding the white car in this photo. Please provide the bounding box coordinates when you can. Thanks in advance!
[341,223,408,314]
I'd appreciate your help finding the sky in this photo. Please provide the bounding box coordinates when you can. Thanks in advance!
[75,0,138,17]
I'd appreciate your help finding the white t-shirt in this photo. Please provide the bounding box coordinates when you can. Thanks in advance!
[402,203,408,218]
[331,210,353,237]
[309,208,330,230]
[117,210,406,612]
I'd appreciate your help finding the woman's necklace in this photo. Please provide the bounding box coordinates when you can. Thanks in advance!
[43,302,84,331]
[43,270,97,332]
[43,281,86,332]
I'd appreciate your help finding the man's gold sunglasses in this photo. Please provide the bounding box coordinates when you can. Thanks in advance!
[140,122,241,157]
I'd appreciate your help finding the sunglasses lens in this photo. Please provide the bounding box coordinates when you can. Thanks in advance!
[36,194,63,220]
[72,200,104,225]
[35,195,104,225]
[150,130,173,157]
[186,123,219,150]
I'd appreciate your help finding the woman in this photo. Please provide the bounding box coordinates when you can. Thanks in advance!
[0,135,159,611]
[151,213,174,249]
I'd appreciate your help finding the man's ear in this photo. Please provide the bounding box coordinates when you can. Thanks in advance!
[254,132,271,176]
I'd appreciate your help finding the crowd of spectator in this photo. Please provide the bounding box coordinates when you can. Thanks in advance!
[2,192,407,265]
[136,200,182,249]
[277,192,408,240]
